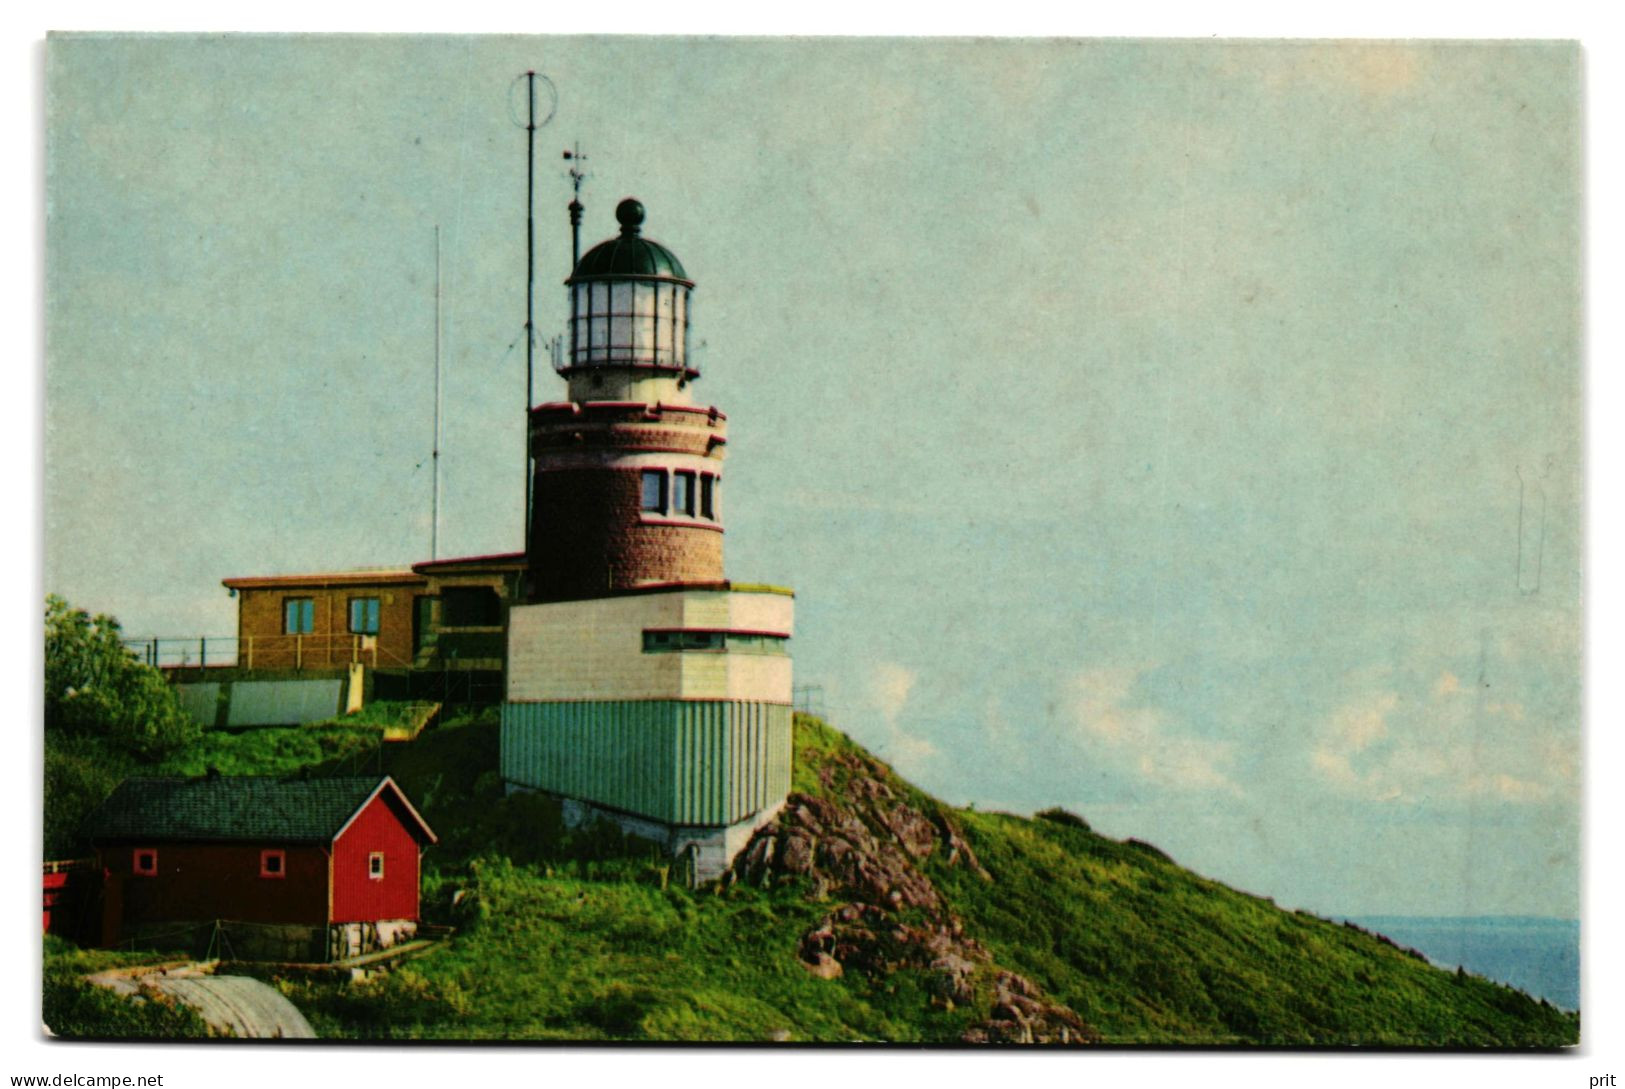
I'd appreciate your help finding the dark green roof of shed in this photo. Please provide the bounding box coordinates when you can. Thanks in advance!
[566,197,692,285]
[83,775,435,844]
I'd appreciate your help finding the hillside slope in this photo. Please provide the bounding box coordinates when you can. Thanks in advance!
[47,712,1578,1046]
[761,718,1576,1046]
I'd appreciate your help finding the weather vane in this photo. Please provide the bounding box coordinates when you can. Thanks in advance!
[564,143,589,267]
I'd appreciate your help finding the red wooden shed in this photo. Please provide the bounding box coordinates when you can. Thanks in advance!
[84,774,436,961]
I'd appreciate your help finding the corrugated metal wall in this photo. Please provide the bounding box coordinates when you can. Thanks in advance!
[501,700,792,827]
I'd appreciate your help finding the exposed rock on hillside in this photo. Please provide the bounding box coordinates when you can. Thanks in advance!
[728,749,1098,1045]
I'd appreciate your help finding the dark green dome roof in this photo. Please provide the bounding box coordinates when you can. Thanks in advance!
[566,198,692,285]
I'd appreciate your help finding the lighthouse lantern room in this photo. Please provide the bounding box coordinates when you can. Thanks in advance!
[563,198,696,392]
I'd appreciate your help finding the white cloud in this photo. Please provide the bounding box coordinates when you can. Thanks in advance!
[1310,669,1572,807]
[1069,666,1161,746]
[888,731,939,768]
[870,662,917,726]
[866,661,937,770]
[1065,665,1242,797]
[1327,690,1398,753]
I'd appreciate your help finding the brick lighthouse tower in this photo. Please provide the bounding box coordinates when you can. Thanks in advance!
[501,198,794,881]
[525,198,725,602]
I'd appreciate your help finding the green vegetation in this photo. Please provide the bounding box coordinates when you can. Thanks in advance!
[43,704,1579,1046]
[278,860,966,1042]
[45,734,136,859]
[308,700,440,739]
[42,937,216,1040]
[932,809,1572,1046]
[151,725,382,779]
[45,595,198,759]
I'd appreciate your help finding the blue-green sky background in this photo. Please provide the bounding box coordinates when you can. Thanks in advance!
[45,36,1580,917]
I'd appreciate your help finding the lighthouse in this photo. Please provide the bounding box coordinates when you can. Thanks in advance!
[501,198,794,881]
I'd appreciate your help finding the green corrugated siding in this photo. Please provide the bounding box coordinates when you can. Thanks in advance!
[501,700,792,826]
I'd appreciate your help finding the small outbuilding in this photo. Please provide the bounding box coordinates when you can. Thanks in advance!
[85,774,436,962]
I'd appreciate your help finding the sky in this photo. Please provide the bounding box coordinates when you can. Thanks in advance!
[44,35,1581,919]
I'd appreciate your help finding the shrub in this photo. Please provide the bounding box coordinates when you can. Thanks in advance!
[43,976,216,1039]
[44,595,199,759]
[1035,807,1092,831]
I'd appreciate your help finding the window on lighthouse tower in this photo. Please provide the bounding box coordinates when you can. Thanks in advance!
[673,471,696,516]
[640,470,667,514]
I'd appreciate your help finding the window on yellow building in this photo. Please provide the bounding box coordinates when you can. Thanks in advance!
[349,597,380,635]
[284,598,314,634]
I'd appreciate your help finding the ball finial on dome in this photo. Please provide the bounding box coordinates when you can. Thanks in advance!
[616,198,646,234]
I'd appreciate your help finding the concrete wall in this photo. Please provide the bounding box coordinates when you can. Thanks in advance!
[507,588,793,703]
[554,794,785,884]
[174,683,222,728]
[226,679,346,727]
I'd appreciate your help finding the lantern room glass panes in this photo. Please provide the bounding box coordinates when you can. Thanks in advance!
[570,280,690,370]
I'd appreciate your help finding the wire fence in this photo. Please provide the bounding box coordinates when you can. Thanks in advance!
[113,919,326,963]
[123,636,238,669]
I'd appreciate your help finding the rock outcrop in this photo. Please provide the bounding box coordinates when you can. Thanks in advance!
[727,748,1097,1045]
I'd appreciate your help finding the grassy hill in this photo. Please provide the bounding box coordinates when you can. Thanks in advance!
[45,711,1578,1046]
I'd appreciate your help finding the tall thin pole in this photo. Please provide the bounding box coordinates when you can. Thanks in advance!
[432,225,443,561]
[524,71,536,558]
[565,143,587,370]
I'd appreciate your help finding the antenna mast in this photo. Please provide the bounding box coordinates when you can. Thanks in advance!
[432,225,443,560]
[510,69,555,567]
[524,71,536,558]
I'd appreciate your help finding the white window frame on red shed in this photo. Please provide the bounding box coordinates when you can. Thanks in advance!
[368,851,385,880]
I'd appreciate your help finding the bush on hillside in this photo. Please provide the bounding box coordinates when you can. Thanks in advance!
[44,734,134,857]
[45,594,199,759]
[1035,807,1092,831]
